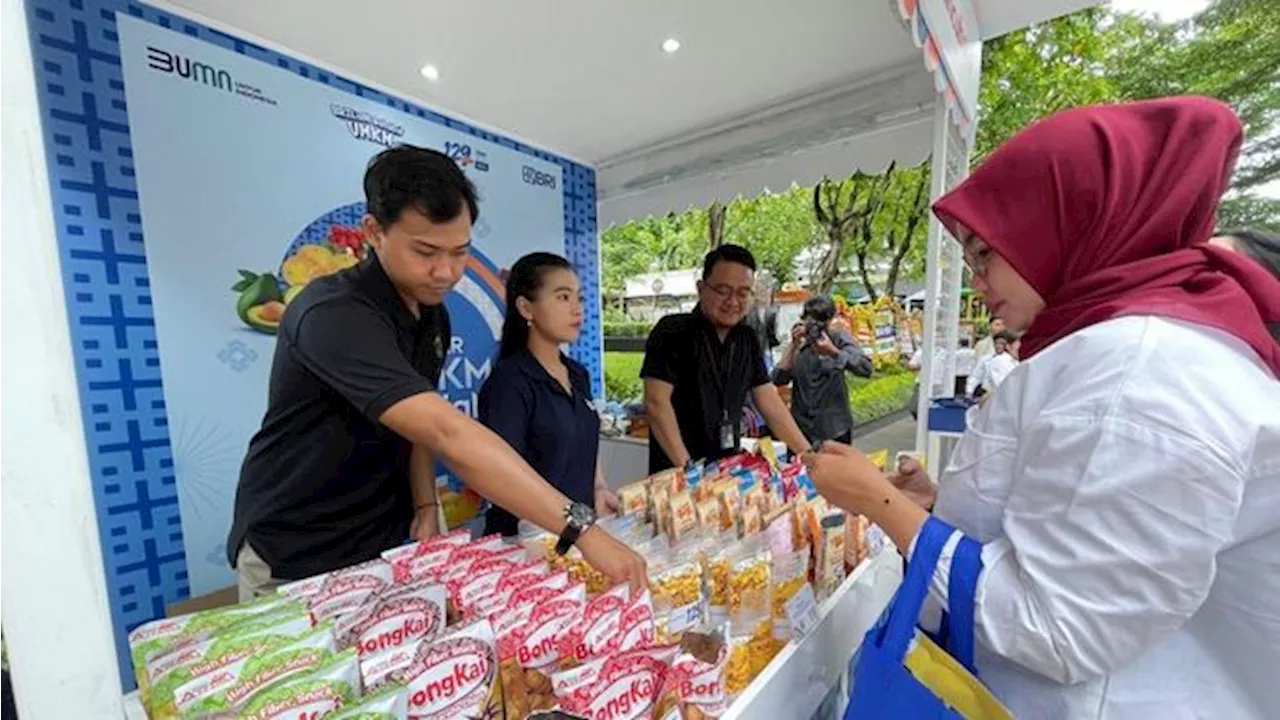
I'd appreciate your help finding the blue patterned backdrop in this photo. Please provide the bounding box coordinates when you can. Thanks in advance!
[24,0,600,689]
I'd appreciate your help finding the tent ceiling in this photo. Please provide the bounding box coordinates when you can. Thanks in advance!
[162,0,1099,224]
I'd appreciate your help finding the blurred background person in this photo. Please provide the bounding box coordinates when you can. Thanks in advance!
[973,316,1006,359]
[479,252,619,537]
[771,295,873,446]
[967,330,1020,398]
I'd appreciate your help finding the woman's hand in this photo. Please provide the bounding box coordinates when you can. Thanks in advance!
[409,504,440,542]
[578,526,648,593]
[889,455,936,510]
[805,441,894,515]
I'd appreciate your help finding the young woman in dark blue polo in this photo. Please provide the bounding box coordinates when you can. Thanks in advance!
[478,252,619,537]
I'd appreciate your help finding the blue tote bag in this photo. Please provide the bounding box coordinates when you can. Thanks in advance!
[845,517,1012,720]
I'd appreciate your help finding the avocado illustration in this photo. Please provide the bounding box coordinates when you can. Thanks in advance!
[245,301,286,334]
[232,270,283,332]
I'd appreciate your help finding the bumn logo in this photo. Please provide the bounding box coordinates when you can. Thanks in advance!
[146,46,232,92]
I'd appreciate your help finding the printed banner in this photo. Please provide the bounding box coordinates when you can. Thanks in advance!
[119,15,567,593]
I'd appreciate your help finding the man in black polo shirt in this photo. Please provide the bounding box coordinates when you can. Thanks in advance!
[641,245,812,473]
[228,146,644,598]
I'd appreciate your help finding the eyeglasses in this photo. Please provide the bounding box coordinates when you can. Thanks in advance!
[704,284,754,302]
[962,242,993,277]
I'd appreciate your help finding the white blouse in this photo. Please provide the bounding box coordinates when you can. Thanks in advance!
[927,316,1280,719]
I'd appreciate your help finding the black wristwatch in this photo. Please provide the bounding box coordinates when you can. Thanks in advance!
[555,501,598,556]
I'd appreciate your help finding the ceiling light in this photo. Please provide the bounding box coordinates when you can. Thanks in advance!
[419,64,440,82]
[662,38,681,54]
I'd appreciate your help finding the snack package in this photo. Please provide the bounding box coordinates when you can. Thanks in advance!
[700,541,733,627]
[436,535,514,586]
[618,588,659,653]
[737,503,762,538]
[762,505,795,558]
[649,481,672,537]
[723,617,774,698]
[727,542,771,618]
[145,605,314,718]
[655,627,730,720]
[499,584,587,718]
[649,558,704,644]
[277,558,394,601]
[447,549,526,618]
[716,485,741,534]
[336,582,447,657]
[554,645,678,720]
[618,481,650,519]
[666,490,698,547]
[815,512,848,599]
[289,561,397,623]
[329,685,410,719]
[557,584,631,669]
[470,561,550,621]
[173,623,336,717]
[769,551,810,643]
[399,619,503,720]
[381,529,473,583]
[693,499,722,531]
[845,514,869,570]
[236,649,360,720]
[128,594,298,704]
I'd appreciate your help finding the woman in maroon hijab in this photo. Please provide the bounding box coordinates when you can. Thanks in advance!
[808,97,1280,718]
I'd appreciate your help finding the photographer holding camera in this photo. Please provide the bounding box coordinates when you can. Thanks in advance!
[771,295,873,446]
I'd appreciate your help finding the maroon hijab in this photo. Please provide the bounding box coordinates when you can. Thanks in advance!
[933,96,1280,377]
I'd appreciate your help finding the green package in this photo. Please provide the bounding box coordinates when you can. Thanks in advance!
[174,623,336,717]
[238,650,360,720]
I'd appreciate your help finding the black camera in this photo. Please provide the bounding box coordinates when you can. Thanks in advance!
[804,320,825,343]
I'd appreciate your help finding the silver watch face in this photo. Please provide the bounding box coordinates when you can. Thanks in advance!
[566,501,596,529]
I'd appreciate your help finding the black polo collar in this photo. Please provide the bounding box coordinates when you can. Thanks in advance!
[511,348,589,395]
[353,253,421,332]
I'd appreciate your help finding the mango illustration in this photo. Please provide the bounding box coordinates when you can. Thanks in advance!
[281,245,335,286]
[232,270,283,327]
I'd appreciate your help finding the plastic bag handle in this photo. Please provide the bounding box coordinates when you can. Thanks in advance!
[879,517,956,662]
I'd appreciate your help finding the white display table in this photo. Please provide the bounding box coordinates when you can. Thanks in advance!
[722,548,902,720]
[122,550,902,719]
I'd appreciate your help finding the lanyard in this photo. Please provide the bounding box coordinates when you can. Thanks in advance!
[700,329,739,422]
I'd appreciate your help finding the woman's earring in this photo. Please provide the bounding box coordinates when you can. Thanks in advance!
[527,319,533,328]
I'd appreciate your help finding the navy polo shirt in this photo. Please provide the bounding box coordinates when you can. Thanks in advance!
[478,350,600,536]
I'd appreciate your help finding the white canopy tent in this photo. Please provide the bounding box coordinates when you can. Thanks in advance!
[2,0,1099,716]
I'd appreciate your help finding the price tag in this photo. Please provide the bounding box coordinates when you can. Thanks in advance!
[785,584,819,640]
[668,601,703,635]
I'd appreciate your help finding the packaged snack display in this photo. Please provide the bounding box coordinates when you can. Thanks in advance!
[144,605,315,718]
[172,623,337,717]
[553,645,677,720]
[649,481,672,537]
[328,685,410,719]
[649,557,703,643]
[360,641,417,696]
[397,619,503,720]
[617,588,658,653]
[558,584,632,668]
[701,544,733,627]
[437,536,515,586]
[336,582,447,657]
[469,561,550,621]
[694,499,722,530]
[618,481,650,519]
[447,549,525,618]
[769,551,810,643]
[815,512,848,600]
[655,627,730,720]
[666,490,698,546]
[716,485,741,533]
[236,649,359,720]
[762,505,794,558]
[381,530,472,583]
[726,542,771,616]
[498,584,587,718]
[737,504,762,537]
[128,594,299,704]
[277,558,395,601]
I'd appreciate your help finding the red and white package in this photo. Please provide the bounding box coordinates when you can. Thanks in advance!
[490,570,571,634]
[554,645,677,720]
[435,535,513,586]
[660,628,731,718]
[559,584,632,668]
[361,641,418,695]
[400,619,503,720]
[446,547,526,614]
[618,588,658,654]
[469,561,548,621]
[383,529,473,583]
[276,558,394,601]
[305,563,396,622]
[335,582,446,657]
[498,583,587,718]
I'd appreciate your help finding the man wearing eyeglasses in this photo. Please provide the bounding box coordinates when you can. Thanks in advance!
[641,244,812,473]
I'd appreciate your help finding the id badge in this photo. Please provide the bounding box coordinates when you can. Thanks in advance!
[719,416,736,451]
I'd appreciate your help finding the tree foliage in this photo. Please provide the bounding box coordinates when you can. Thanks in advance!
[600,0,1280,296]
